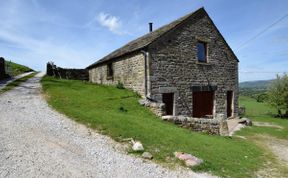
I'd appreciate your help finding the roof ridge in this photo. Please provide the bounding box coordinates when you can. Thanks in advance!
[87,7,205,69]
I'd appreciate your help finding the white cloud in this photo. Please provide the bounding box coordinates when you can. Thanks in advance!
[0,28,91,70]
[96,12,122,34]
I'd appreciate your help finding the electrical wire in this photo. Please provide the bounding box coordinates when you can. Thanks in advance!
[236,13,288,50]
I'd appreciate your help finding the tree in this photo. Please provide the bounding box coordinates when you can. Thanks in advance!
[267,74,288,117]
[256,93,268,103]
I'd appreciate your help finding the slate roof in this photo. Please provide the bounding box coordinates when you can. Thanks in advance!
[87,7,238,69]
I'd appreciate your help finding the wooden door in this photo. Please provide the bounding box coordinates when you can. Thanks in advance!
[162,93,174,115]
[227,91,233,118]
[193,91,214,118]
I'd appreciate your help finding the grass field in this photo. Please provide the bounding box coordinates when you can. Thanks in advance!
[41,76,268,178]
[237,96,288,177]
[0,72,37,94]
[238,96,288,139]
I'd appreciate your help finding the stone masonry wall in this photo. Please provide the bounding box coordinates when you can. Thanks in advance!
[148,12,239,119]
[0,57,6,80]
[46,62,89,81]
[89,52,145,96]
[162,114,229,135]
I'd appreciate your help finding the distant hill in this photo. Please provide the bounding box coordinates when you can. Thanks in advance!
[239,79,274,89]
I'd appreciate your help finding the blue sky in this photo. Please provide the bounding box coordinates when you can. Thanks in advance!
[0,0,287,82]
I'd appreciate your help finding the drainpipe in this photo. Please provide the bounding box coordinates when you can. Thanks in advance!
[140,50,148,98]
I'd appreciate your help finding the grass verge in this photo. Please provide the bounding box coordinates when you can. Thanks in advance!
[41,76,267,178]
[0,72,37,94]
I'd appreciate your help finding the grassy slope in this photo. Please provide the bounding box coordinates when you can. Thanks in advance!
[41,76,265,178]
[0,72,37,94]
[5,60,33,76]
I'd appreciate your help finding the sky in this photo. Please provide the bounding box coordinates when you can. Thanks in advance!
[0,0,287,82]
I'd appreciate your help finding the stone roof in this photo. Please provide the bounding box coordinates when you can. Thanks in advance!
[87,7,238,69]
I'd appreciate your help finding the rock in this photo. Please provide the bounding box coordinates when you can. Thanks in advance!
[161,115,174,121]
[178,115,187,122]
[138,99,146,106]
[245,119,252,126]
[142,152,153,159]
[174,152,203,167]
[239,118,252,126]
[132,141,144,151]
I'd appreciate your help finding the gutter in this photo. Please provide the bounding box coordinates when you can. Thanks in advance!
[140,50,148,98]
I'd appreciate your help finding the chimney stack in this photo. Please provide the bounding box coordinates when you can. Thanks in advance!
[149,22,153,32]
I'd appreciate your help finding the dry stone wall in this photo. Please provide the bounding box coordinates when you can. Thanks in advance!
[0,57,6,80]
[46,63,88,81]
[162,114,229,135]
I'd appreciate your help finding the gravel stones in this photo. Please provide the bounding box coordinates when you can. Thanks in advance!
[0,72,214,178]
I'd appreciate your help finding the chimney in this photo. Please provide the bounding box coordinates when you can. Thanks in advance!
[149,22,153,32]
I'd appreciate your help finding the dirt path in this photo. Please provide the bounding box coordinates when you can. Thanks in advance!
[0,73,214,178]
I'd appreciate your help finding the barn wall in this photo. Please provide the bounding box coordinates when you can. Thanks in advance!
[89,52,145,96]
[148,12,238,118]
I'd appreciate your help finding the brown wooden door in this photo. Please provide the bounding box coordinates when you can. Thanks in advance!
[193,91,214,118]
[227,91,233,118]
[162,93,174,115]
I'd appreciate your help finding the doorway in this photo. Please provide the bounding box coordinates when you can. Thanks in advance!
[227,91,233,118]
[162,93,174,115]
[193,91,214,118]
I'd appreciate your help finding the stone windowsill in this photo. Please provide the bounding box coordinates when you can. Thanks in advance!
[196,61,212,66]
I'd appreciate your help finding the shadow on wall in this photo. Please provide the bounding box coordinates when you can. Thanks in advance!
[46,62,89,81]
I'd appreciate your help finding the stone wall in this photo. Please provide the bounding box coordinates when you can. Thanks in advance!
[89,52,145,96]
[148,12,238,119]
[0,57,6,80]
[162,115,229,135]
[46,62,89,81]
[138,99,165,117]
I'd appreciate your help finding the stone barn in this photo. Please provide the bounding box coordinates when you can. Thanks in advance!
[87,7,239,123]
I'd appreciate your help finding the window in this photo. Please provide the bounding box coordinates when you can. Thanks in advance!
[107,63,113,79]
[197,41,207,62]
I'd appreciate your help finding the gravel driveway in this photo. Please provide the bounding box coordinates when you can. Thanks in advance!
[0,73,213,178]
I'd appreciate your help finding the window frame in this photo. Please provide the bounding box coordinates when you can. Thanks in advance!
[196,41,208,63]
[107,63,113,80]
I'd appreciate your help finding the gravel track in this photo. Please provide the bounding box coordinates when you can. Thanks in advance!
[0,73,213,178]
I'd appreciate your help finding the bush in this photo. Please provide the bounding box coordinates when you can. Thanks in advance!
[256,93,268,103]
